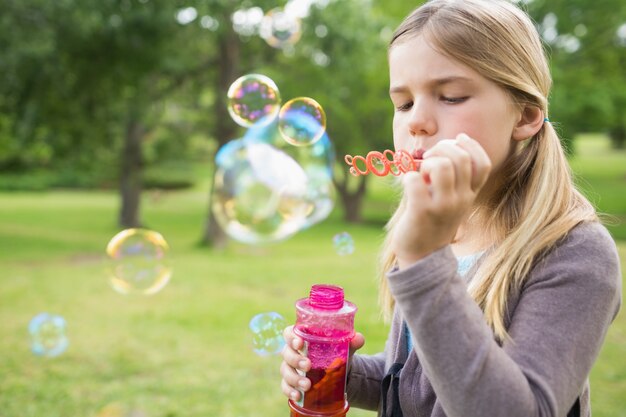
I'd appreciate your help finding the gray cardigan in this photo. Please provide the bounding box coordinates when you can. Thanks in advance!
[346,222,622,417]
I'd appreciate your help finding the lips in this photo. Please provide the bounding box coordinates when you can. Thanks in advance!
[411,148,425,160]
[411,148,425,171]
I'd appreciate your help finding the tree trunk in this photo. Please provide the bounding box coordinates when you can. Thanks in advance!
[119,118,144,228]
[333,172,368,224]
[201,17,241,248]
[609,125,625,150]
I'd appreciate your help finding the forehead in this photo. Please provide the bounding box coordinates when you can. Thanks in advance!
[388,35,479,86]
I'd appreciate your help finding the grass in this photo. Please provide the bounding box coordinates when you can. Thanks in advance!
[0,135,624,417]
[0,190,387,417]
[569,133,626,240]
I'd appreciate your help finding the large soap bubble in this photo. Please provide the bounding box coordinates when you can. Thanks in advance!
[212,139,312,244]
[227,74,281,128]
[301,164,335,229]
[243,119,335,229]
[106,228,172,295]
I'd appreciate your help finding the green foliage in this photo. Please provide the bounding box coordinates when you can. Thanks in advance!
[525,0,626,147]
[272,0,394,157]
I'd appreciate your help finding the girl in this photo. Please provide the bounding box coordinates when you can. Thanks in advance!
[280,1,622,416]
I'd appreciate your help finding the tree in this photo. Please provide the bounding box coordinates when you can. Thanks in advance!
[525,0,626,150]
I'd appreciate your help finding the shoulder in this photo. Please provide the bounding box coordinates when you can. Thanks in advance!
[526,221,621,312]
[546,221,619,268]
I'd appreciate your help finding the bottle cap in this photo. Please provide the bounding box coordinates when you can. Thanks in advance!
[309,284,344,310]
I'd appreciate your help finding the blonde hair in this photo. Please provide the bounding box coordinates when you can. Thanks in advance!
[379,0,597,341]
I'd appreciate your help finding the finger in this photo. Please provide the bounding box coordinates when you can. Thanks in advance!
[282,343,310,371]
[455,133,492,191]
[402,171,431,205]
[420,156,455,200]
[283,325,296,345]
[283,325,306,353]
[281,361,311,392]
[423,140,472,191]
[282,378,302,401]
[349,332,365,355]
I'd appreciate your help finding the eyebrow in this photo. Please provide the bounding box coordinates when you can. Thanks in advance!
[389,76,473,94]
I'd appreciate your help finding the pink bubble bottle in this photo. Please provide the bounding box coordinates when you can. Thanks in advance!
[288,284,357,417]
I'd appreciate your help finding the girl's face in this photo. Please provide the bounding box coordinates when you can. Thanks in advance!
[389,35,522,176]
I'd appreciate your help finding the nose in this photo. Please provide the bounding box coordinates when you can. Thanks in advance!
[407,99,436,138]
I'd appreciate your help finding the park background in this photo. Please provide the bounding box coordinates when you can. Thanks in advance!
[0,0,624,416]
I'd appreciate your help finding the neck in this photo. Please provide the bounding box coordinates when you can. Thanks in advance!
[452,210,495,257]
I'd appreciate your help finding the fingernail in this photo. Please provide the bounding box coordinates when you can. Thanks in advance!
[292,339,299,349]
[298,379,308,388]
[457,133,470,142]
[290,391,299,400]
[298,360,308,369]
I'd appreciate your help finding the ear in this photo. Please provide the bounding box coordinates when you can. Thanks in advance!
[512,105,544,141]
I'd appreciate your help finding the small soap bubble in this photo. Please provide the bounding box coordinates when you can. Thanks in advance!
[333,232,355,256]
[249,312,287,356]
[106,228,172,295]
[227,74,281,128]
[29,313,69,357]
[279,97,327,147]
[260,8,302,49]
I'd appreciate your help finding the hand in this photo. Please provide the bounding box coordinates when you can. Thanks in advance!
[280,325,365,402]
[392,133,492,268]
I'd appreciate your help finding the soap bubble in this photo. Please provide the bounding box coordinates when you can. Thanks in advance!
[301,164,335,229]
[227,74,281,128]
[106,228,172,295]
[333,232,355,256]
[212,140,312,244]
[29,313,69,357]
[249,312,287,356]
[260,8,302,49]
[279,97,327,147]
[243,119,335,229]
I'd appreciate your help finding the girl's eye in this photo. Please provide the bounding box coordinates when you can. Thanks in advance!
[395,101,413,111]
[441,96,468,104]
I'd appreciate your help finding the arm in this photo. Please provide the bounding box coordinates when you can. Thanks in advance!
[387,222,621,417]
[346,351,386,410]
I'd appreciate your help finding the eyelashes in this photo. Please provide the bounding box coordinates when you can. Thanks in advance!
[394,96,469,111]
[441,96,468,104]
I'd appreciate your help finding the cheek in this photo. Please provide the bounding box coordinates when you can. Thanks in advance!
[392,115,403,149]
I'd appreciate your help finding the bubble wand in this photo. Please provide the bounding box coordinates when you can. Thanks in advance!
[344,149,417,177]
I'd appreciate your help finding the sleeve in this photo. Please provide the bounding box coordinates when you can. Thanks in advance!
[346,351,386,410]
[386,222,622,417]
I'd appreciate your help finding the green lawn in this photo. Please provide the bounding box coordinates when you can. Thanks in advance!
[0,190,388,417]
[570,133,626,240]
[0,135,624,417]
